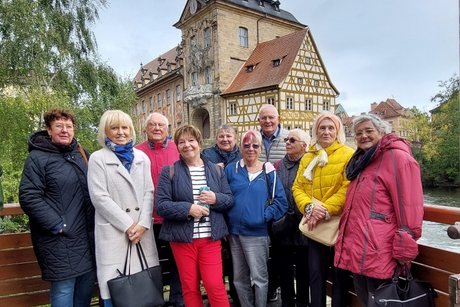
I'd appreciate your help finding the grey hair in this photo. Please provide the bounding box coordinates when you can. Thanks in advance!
[216,124,237,139]
[352,114,392,134]
[143,112,169,129]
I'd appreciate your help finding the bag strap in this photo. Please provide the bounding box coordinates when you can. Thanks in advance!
[136,242,149,270]
[77,144,88,165]
[121,242,133,276]
[262,163,275,205]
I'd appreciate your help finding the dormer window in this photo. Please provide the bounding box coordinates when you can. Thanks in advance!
[258,1,264,6]
[272,59,281,67]
[246,65,255,72]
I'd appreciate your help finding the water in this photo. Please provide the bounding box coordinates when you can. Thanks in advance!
[418,188,460,253]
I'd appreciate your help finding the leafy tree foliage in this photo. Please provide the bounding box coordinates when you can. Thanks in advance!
[0,0,137,203]
[422,76,460,186]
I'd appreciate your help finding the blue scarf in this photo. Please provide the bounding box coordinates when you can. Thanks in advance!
[105,138,134,171]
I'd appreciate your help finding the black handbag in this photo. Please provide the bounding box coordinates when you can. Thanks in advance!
[368,265,437,307]
[107,242,164,307]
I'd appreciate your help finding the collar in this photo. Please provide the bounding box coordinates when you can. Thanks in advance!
[148,138,168,149]
[261,125,280,142]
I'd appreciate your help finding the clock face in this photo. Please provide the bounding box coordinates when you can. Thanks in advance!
[190,0,198,14]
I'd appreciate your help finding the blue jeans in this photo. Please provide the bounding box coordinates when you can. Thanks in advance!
[229,235,269,307]
[50,270,96,307]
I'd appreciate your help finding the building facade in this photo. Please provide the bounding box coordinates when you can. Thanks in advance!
[133,0,339,141]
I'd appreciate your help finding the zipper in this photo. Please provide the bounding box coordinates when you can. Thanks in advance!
[376,292,427,303]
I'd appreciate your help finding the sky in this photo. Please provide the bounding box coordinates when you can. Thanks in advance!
[92,0,459,116]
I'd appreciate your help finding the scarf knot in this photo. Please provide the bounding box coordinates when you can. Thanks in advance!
[303,144,328,180]
[105,138,134,171]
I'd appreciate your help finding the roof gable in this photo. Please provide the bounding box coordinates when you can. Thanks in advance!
[223,28,307,95]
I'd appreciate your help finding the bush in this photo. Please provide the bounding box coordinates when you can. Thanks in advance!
[0,214,29,233]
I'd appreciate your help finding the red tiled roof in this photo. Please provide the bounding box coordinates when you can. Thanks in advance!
[133,47,178,84]
[370,98,406,118]
[222,28,308,95]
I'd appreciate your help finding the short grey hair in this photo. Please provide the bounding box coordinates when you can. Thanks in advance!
[97,110,136,147]
[352,114,392,134]
[216,124,237,138]
[143,112,169,129]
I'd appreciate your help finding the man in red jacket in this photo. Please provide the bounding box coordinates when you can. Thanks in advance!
[136,112,183,307]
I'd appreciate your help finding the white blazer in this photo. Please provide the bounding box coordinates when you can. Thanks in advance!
[88,147,159,299]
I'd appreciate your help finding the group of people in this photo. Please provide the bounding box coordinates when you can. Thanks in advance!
[18,104,424,307]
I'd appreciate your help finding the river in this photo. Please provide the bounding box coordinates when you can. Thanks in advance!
[418,188,460,253]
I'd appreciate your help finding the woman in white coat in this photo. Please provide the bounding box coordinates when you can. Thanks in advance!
[88,110,159,307]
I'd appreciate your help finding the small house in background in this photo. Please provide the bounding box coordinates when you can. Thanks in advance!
[369,98,413,138]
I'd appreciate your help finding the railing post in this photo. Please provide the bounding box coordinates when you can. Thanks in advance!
[450,274,460,307]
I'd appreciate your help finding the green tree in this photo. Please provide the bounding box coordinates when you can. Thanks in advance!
[0,0,137,203]
[423,76,460,186]
[0,0,107,95]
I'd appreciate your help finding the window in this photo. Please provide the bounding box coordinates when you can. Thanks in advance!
[272,59,281,67]
[286,97,293,110]
[205,66,212,84]
[149,96,153,111]
[305,57,311,64]
[323,100,329,111]
[230,103,237,115]
[157,93,162,107]
[191,72,198,86]
[267,97,275,105]
[305,99,312,111]
[166,89,172,105]
[204,27,211,48]
[297,78,303,84]
[176,85,182,101]
[141,100,146,113]
[246,65,254,72]
[314,80,319,87]
[239,27,248,48]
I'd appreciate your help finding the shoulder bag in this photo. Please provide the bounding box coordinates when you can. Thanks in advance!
[368,264,436,306]
[298,197,340,246]
[107,242,164,307]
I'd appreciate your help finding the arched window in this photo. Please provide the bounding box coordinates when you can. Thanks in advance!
[239,27,248,48]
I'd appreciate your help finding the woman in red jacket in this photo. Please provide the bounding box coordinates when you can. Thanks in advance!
[334,114,424,306]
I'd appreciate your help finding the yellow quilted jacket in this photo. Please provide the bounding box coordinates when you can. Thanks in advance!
[292,141,354,215]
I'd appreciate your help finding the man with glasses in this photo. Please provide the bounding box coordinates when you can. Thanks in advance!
[258,104,289,303]
[136,112,184,307]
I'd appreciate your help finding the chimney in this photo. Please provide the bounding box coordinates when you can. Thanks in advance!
[371,102,378,112]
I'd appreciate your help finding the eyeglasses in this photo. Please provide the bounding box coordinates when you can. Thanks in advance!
[148,122,166,129]
[284,137,303,144]
[243,143,260,149]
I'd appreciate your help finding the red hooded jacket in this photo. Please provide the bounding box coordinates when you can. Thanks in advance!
[334,134,424,279]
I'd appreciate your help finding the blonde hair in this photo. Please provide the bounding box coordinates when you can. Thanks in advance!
[97,110,136,147]
[311,112,345,144]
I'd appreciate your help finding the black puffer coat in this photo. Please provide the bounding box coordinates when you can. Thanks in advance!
[275,156,309,246]
[19,131,95,281]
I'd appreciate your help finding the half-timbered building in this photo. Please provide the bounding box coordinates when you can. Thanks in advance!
[133,0,339,141]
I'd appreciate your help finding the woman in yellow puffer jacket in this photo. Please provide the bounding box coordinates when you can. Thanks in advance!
[292,112,354,307]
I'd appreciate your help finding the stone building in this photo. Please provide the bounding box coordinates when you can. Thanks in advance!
[133,0,339,141]
[369,98,413,138]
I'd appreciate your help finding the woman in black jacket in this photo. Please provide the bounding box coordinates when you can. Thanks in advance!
[19,108,96,307]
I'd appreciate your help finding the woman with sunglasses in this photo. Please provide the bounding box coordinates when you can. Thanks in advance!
[272,129,311,307]
[225,129,288,307]
[293,112,354,307]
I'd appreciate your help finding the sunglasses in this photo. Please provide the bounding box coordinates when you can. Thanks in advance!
[284,137,304,144]
[243,143,260,149]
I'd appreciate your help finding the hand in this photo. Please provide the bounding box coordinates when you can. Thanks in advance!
[199,190,216,205]
[307,217,319,231]
[216,162,225,168]
[189,203,210,219]
[311,204,327,221]
[127,224,146,244]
